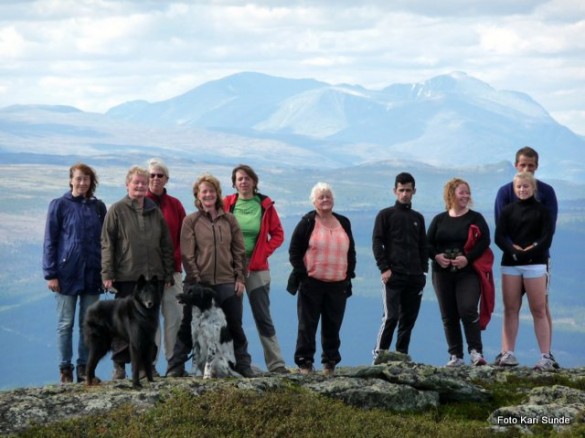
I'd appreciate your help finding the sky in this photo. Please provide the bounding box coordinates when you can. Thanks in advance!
[0,0,584,135]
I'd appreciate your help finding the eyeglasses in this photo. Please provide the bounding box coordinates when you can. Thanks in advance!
[150,173,165,179]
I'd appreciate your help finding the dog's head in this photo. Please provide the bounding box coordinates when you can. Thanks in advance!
[177,283,216,312]
[134,275,161,310]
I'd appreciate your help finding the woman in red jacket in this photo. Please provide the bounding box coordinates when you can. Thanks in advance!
[224,164,288,374]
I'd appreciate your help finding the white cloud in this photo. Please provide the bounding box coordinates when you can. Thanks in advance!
[0,0,583,134]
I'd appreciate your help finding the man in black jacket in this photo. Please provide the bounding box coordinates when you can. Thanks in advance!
[372,172,428,363]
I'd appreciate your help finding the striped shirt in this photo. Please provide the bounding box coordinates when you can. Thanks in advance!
[304,218,349,282]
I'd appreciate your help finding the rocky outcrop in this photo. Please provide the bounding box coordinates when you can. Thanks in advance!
[1,360,583,435]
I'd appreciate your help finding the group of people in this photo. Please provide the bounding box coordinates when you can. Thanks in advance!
[373,146,557,371]
[42,145,558,384]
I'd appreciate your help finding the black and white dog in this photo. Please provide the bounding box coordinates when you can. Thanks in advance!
[177,283,240,378]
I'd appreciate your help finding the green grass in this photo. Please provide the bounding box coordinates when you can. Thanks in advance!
[12,374,585,438]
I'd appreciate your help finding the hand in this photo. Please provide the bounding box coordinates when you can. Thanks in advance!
[47,279,60,293]
[381,269,392,284]
[103,279,113,290]
[234,281,245,296]
[451,255,469,269]
[435,253,451,269]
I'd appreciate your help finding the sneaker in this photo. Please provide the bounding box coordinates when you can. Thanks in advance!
[112,362,126,380]
[498,351,519,367]
[166,363,188,378]
[534,355,555,371]
[549,352,560,369]
[323,362,336,377]
[299,361,314,375]
[492,352,503,366]
[470,349,487,366]
[446,355,465,367]
[60,365,74,384]
[270,366,290,374]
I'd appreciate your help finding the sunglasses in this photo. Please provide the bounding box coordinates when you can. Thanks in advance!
[150,173,165,179]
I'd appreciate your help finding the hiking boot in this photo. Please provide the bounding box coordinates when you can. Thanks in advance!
[112,362,126,380]
[76,364,100,384]
[470,349,487,366]
[237,367,256,378]
[534,354,556,371]
[446,355,465,367]
[549,352,560,369]
[166,363,188,378]
[298,361,314,375]
[497,352,519,367]
[323,362,336,377]
[139,365,160,380]
[270,366,290,374]
[60,365,74,384]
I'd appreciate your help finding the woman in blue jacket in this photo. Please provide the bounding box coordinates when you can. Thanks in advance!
[43,163,107,384]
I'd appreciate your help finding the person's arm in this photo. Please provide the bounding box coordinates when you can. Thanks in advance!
[372,210,390,273]
[228,214,246,285]
[418,214,429,273]
[159,211,175,284]
[494,184,511,224]
[265,204,285,255]
[289,216,310,276]
[100,206,117,285]
[465,212,491,262]
[180,214,201,284]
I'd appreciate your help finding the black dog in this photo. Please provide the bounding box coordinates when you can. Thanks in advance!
[177,284,239,378]
[84,275,161,388]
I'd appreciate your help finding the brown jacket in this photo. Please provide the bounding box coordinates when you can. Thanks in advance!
[180,209,245,285]
[101,196,174,283]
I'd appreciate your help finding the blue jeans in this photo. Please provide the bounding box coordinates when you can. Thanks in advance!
[55,293,100,369]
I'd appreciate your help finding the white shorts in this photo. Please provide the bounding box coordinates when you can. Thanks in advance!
[501,264,547,279]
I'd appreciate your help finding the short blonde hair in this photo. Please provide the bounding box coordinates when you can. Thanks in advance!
[310,182,334,203]
[193,173,223,211]
[513,171,537,190]
[443,178,473,210]
[126,166,150,184]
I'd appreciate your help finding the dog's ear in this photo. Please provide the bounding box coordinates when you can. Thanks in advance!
[176,293,191,305]
[137,274,147,288]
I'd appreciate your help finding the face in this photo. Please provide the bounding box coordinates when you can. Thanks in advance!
[453,183,470,209]
[235,170,255,198]
[514,177,535,200]
[126,173,149,200]
[149,167,168,194]
[313,190,334,213]
[70,169,91,197]
[198,182,217,210]
[515,155,538,174]
[393,182,415,204]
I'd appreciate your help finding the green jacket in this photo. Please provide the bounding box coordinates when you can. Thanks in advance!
[101,196,174,283]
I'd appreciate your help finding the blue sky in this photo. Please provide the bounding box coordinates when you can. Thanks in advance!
[1,0,584,134]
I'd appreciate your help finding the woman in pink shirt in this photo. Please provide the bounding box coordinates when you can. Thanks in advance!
[287,182,356,376]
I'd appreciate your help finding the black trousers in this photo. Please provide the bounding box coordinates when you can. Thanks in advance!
[432,269,483,358]
[374,273,425,354]
[294,277,347,367]
[167,283,252,372]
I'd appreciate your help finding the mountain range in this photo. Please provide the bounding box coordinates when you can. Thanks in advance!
[1,71,584,182]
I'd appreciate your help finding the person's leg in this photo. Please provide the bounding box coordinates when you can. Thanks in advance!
[166,300,193,376]
[373,283,400,356]
[455,271,483,354]
[55,293,76,381]
[320,282,347,366]
[294,278,323,369]
[433,272,463,358]
[246,270,286,371]
[161,272,184,362]
[501,274,523,353]
[524,275,551,354]
[395,285,423,355]
[215,283,252,374]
